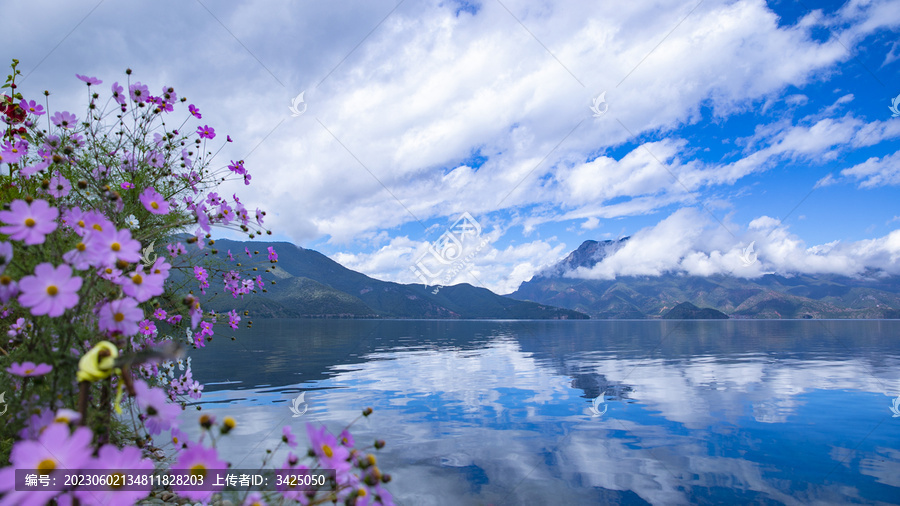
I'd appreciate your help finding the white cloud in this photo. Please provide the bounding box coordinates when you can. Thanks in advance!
[569,208,900,279]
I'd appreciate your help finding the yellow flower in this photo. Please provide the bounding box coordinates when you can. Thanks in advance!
[77,341,119,382]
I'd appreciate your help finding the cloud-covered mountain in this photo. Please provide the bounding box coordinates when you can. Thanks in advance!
[509,239,900,319]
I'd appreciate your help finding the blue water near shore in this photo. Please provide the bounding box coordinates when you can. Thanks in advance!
[177,319,900,505]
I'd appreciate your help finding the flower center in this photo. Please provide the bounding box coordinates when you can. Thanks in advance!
[147,406,158,416]
[111,242,120,252]
[46,285,58,296]
[93,224,103,231]
[77,242,86,252]
[77,220,85,227]
[114,312,125,322]
[25,368,34,375]
[189,464,207,479]
[24,218,36,227]
[151,201,159,210]
[0,275,10,286]
[132,274,143,285]
[37,459,56,474]
[322,444,333,458]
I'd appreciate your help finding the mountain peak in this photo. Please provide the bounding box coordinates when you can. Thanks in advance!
[538,236,629,278]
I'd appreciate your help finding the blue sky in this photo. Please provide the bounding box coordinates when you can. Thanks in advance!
[5,0,900,294]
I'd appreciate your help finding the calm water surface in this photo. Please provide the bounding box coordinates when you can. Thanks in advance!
[177,319,900,505]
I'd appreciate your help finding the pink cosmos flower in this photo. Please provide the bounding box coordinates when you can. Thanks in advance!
[0,198,59,245]
[268,246,278,262]
[120,267,165,303]
[167,314,183,325]
[133,379,181,435]
[306,423,352,475]
[0,424,93,506]
[76,74,102,85]
[129,82,149,103]
[227,160,246,175]
[73,444,153,506]
[227,249,235,261]
[139,186,170,214]
[51,111,77,129]
[153,308,167,320]
[189,104,201,118]
[7,361,53,377]
[197,125,215,139]
[98,297,143,336]
[282,426,297,448]
[0,140,25,164]
[47,172,71,198]
[93,226,142,267]
[63,235,100,270]
[228,309,241,330]
[20,99,45,116]
[18,263,82,317]
[139,319,157,336]
[0,276,18,304]
[111,82,126,105]
[167,242,187,258]
[121,181,134,190]
[171,444,227,502]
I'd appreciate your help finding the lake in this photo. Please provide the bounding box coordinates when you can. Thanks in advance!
[176,319,900,505]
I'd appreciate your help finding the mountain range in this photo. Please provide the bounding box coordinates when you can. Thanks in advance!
[174,235,900,320]
[179,238,587,320]
[509,238,900,319]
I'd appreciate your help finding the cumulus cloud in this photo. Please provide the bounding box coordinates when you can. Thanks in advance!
[569,208,900,279]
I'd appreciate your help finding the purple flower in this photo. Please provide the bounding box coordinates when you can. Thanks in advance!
[133,379,181,435]
[275,452,312,503]
[306,423,352,475]
[0,198,59,245]
[129,82,150,103]
[189,104,201,118]
[138,319,157,335]
[228,309,241,330]
[228,160,246,175]
[139,186,170,215]
[51,111,77,129]
[20,99,45,116]
[0,424,93,505]
[119,267,165,303]
[197,125,215,139]
[111,82,126,105]
[6,361,53,377]
[73,444,153,506]
[18,263,83,317]
[227,135,233,142]
[47,172,71,198]
[93,226,142,267]
[0,275,17,304]
[282,426,297,447]
[268,246,278,262]
[171,444,227,502]
[121,181,134,190]
[76,74,102,85]
[98,297,143,336]
[153,308,167,320]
